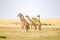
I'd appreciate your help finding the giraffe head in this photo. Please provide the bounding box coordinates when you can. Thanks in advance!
[26,15,29,17]
[37,14,40,17]
[18,13,23,17]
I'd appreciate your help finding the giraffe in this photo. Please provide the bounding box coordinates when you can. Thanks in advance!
[26,15,37,30]
[18,13,30,32]
[37,14,42,30]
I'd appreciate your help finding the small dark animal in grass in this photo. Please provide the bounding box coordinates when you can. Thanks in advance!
[0,36,6,38]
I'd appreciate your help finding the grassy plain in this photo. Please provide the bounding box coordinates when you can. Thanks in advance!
[0,18,60,40]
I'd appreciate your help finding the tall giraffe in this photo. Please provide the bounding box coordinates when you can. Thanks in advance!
[18,13,30,32]
[37,15,42,30]
[26,15,37,30]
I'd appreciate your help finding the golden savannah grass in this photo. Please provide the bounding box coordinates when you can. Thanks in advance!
[0,18,60,40]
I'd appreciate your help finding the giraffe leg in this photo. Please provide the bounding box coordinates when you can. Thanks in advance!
[34,25,37,30]
[21,26,25,32]
[38,26,41,30]
[26,26,29,32]
[30,25,32,30]
[21,26,24,29]
[38,24,41,30]
[25,23,30,32]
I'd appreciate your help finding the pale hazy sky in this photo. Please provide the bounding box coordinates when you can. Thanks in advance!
[0,0,60,18]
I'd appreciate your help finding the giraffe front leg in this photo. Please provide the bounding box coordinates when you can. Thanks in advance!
[25,23,30,32]
[38,26,41,30]
[21,26,24,29]
[38,24,41,30]
[21,25,25,32]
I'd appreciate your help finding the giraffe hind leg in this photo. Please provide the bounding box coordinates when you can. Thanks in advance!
[34,25,37,30]
[38,25,41,30]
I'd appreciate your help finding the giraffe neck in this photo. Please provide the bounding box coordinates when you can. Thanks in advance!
[27,16,32,21]
[38,17,41,22]
[19,16,25,21]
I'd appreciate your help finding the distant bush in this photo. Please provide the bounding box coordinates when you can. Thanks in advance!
[32,17,55,26]
[42,23,55,26]
[11,22,20,25]
[42,23,48,25]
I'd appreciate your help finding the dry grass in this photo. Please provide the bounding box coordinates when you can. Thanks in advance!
[0,18,60,26]
[0,18,60,40]
[0,27,60,40]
